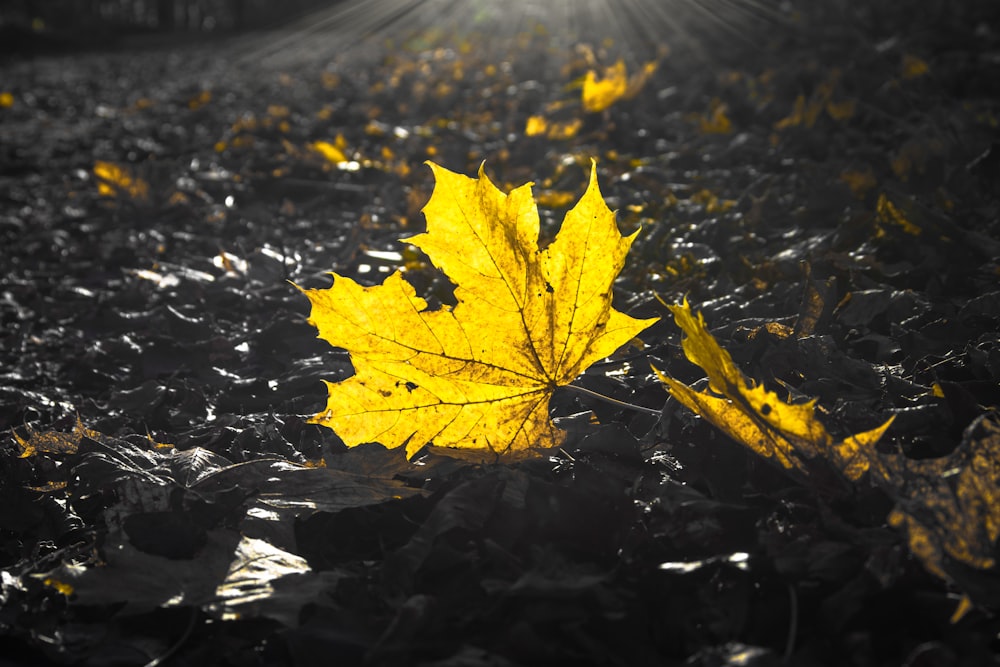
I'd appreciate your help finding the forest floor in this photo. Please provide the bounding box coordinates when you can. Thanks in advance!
[2,2,1000,665]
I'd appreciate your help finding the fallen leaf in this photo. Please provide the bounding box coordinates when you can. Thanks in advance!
[301,161,657,458]
[582,60,627,113]
[884,412,1000,582]
[581,59,658,113]
[93,161,149,200]
[12,416,101,458]
[653,298,893,477]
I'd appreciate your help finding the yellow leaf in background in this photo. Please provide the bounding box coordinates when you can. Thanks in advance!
[534,190,576,208]
[525,115,548,137]
[311,140,348,164]
[188,90,211,110]
[301,161,657,458]
[825,97,855,121]
[839,167,877,199]
[901,54,930,79]
[698,99,732,134]
[581,59,658,113]
[653,298,893,477]
[876,193,921,235]
[524,116,581,140]
[582,59,628,113]
[0,92,13,108]
[42,577,74,597]
[93,161,149,200]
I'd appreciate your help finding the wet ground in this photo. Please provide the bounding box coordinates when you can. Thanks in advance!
[2,2,1000,664]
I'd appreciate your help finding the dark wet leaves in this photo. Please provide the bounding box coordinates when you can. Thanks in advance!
[2,1,1000,665]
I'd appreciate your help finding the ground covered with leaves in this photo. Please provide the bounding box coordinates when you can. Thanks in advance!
[2,1,1000,665]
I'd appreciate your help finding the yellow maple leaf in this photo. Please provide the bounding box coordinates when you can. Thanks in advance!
[582,60,628,113]
[301,162,657,458]
[653,298,893,476]
[581,59,658,114]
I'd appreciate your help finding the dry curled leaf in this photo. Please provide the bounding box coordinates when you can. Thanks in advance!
[301,161,656,458]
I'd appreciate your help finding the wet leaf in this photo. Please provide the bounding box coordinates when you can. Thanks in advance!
[653,298,894,478]
[301,161,657,458]
[884,412,1000,583]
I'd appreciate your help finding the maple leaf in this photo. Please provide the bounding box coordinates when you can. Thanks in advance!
[301,162,657,459]
[653,298,893,477]
[581,59,657,114]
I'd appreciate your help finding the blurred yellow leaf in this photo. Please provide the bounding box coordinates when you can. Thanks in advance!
[188,90,212,110]
[311,140,348,164]
[0,92,13,108]
[581,59,658,113]
[698,99,732,134]
[901,54,930,79]
[525,115,548,136]
[876,193,921,235]
[582,60,628,113]
[300,161,656,458]
[93,161,149,200]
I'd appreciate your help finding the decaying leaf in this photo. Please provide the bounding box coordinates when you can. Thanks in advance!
[12,416,101,458]
[301,161,656,458]
[883,412,1000,582]
[653,298,894,477]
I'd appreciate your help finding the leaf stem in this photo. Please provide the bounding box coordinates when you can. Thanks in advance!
[566,384,662,416]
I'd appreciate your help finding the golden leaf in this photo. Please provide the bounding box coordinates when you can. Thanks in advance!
[93,161,149,201]
[653,298,893,477]
[581,59,658,113]
[301,162,656,458]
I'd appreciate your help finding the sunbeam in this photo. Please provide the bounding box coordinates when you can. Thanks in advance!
[237,0,790,70]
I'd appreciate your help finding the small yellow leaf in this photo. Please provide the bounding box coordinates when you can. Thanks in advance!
[43,577,74,596]
[582,60,628,113]
[901,54,930,79]
[698,99,732,134]
[93,161,149,201]
[525,115,548,137]
[0,92,13,108]
[301,161,657,458]
[876,193,921,235]
[311,140,348,164]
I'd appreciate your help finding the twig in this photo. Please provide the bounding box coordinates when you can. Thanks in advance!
[565,384,662,416]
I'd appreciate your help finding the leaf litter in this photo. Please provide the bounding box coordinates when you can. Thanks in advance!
[2,2,1000,665]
